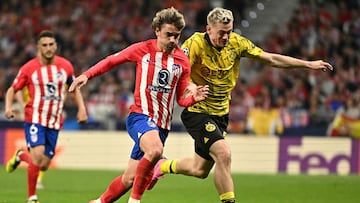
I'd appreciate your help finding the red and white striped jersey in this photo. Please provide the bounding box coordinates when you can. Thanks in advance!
[12,56,75,130]
[84,39,195,130]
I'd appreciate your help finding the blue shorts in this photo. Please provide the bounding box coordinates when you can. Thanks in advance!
[24,122,59,159]
[126,112,169,160]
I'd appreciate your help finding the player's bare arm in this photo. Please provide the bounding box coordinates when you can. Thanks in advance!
[68,74,88,92]
[72,88,88,123]
[258,51,334,71]
[4,86,17,119]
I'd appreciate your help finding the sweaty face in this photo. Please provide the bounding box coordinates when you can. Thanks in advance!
[207,22,233,48]
[156,24,181,54]
[38,37,57,63]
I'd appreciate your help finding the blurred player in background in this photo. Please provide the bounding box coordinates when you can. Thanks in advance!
[149,7,333,203]
[4,30,88,203]
[69,7,208,203]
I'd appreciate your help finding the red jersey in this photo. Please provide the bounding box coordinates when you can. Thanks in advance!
[12,56,75,130]
[84,39,195,130]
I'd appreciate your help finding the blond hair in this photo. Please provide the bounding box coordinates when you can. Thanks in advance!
[207,7,234,25]
[152,7,185,31]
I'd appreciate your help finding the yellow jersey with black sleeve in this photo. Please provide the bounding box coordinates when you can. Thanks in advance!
[181,32,263,116]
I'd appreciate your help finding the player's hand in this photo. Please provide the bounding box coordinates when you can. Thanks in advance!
[193,85,209,102]
[69,74,88,92]
[77,109,88,124]
[182,82,197,98]
[310,60,334,72]
[4,108,15,119]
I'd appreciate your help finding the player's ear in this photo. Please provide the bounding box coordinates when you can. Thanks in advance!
[155,27,161,37]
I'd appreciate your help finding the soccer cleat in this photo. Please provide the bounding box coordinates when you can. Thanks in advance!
[5,149,23,173]
[146,158,165,190]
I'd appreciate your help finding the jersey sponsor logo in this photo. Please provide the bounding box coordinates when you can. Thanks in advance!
[42,82,61,101]
[205,121,216,132]
[148,69,172,93]
[200,66,230,79]
[148,85,172,93]
[158,69,170,87]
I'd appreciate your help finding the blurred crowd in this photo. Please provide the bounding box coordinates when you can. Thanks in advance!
[0,0,359,137]
[229,0,360,138]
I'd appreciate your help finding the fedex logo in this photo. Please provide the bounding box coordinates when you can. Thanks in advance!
[278,138,360,174]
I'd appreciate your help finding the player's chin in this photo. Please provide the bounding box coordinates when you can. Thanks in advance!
[221,40,228,47]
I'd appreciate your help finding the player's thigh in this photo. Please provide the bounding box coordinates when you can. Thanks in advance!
[140,130,163,154]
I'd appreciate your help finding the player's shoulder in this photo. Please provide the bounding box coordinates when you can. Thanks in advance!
[135,39,155,49]
[184,32,205,44]
[229,32,252,45]
[20,57,38,70]
[55,55,73,66]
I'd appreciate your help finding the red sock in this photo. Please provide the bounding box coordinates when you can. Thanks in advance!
[27,162,40,198]
[19,152,31,164]
[100,175,130,203]
[130,158,154,200]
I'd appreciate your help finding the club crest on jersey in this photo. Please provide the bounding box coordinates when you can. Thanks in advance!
[204,122,216,132]
[56,72,64,79]
[172,64,180,77]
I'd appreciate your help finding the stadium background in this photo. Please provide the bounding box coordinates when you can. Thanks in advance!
[0,0,359,174]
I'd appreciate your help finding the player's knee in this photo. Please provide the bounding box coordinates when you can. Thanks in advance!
[145,147,163,161]
[215,149,232,165]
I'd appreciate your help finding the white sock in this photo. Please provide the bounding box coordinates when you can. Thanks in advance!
[128,197,140,203]
[95,199,102,203]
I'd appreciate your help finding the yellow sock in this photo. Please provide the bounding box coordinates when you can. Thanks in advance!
[37,170,45,182]
[160,159,178,174]
[220,192,235,202]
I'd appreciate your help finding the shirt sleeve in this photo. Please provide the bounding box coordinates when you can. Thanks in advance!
[84,43,139,79]
[175,60,196,107]
[12,69,27,91]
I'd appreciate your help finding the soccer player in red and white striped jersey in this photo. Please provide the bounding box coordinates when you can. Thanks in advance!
[69,7,208,203]
[4,30,88,203]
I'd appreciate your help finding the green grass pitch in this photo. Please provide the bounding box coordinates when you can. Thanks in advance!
[1,166,359,203]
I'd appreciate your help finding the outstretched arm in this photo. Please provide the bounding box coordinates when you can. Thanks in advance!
[257,51,333,71]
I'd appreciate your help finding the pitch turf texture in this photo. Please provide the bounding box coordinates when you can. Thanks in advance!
[1,167,359,203]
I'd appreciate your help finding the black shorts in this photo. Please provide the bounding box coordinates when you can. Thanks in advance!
[181,108,229,160]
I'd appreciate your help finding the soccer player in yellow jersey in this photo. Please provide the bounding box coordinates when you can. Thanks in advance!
[148,7,333,203]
